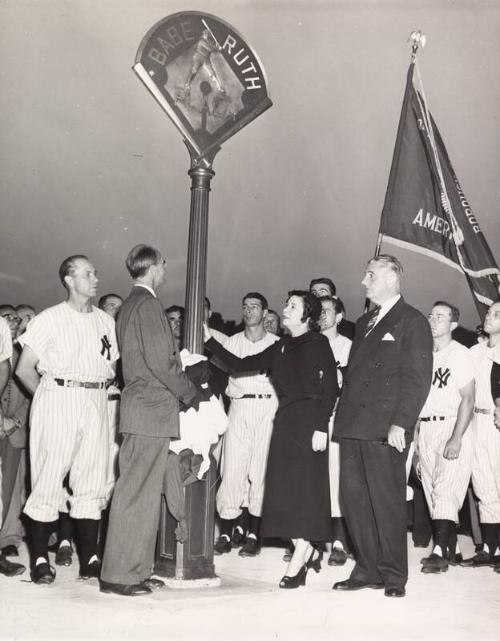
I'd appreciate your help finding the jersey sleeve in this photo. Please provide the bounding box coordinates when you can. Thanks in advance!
[17,313,51,362]
[452,347,475,391]
[206,336,276,374]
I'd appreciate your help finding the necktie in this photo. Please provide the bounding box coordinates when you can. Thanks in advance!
[364,306,380,336]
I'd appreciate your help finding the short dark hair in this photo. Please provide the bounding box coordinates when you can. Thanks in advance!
[98,293,123,310]
[309,277,336,297]
[166,305,184,316]
[59,255,88,289]
[433,300,460,323]
[267,309,280,319]
[368,254,403,276]
[319,295,345,316]
[125,244,163,279]
[287,290,322,324]
[242,292,268,310]
[16,304,35,314]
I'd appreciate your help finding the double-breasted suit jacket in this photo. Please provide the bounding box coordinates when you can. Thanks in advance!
[335,297,433,441]
[334,297,432,590]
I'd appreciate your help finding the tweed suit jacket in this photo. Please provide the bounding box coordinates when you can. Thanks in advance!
[334,297,433,441]
[116,285,200,438]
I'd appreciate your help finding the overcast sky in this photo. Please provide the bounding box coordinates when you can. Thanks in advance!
[1,0,499,329]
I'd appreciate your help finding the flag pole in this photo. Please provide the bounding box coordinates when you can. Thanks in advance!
[366,31,426,313]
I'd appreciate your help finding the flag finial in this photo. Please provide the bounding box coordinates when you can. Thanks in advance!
[408,31,426,60]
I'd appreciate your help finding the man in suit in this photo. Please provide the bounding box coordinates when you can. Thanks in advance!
[333,254,432,598]
[100,244,208,597]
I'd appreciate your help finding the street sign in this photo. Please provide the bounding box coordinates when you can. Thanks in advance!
[134,11,272,161]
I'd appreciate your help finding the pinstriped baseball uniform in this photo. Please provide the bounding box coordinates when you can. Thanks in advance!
[323,329,351,517]
[469,341,500,523]
[418,340,474,521]
[216,330,278,520]
[18,302,118,522]
[0,316,13,524]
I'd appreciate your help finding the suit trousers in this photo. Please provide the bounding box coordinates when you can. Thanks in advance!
[340,437,409,589]
[101,433,170,585]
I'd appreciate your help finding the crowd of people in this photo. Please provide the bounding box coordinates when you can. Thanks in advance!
[0,246,499,600]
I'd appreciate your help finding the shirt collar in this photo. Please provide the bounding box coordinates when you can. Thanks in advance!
[133,283,156,298]
[321,326,339,342]
[378,294,401,317]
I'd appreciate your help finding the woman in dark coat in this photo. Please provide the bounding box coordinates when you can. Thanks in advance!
[205,290,339,588]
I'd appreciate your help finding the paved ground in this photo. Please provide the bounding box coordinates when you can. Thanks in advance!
[1,535,499,641]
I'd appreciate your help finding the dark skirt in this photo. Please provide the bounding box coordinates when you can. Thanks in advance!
[261,399,331,541]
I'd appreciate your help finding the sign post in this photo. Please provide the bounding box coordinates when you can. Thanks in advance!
[133,11,272,583]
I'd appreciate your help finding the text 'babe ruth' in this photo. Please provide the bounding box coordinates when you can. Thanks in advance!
[16,255,118,585]
[418,301,475,575]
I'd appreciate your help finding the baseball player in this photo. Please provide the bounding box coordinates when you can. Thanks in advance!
[417,302,475,574]
[310,277,355,340]
[318,295,352,565]
[461,300,500,568]
[213,292,278,557]
[16,255,118,585]
[98,294,124,502]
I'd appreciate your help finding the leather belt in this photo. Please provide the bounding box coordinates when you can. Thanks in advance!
[420,416,448,422]
[54,378,106,390]
[107,393,121,401]
[236,394,273,399]
[474,407,493,415]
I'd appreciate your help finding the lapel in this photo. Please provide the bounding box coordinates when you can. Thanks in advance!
[348,298,406,373]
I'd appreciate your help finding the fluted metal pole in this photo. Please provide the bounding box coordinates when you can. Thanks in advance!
[155,145,220,582]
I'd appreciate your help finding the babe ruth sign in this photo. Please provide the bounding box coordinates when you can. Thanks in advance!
[134,12,272,160]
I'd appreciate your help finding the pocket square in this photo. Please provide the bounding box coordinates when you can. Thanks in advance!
[382,333,395,341]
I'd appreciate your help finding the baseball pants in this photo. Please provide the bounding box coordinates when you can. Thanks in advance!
[217,397,277,520]
[24,382,109,522]
[418,417,473,521]
[471,413,500,523]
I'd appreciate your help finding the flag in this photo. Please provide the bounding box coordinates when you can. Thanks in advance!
[378,60,499,319]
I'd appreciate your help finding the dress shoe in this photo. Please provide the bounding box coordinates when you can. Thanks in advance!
[0,554,26,577]
[55,544,73,567]
[413,540,430,548]
[231,526,246,548]
[142,577,165,591]
[493,563,500,574]
[79,559,101,580]
[385,586,406,598]
[239,537,261,557]
[1,545,19,557]
[328,547,348,566]
[333,578,384,591]
[306,549,323,573]
[99,579,152,596]
[460,550,500,568]
[448,552,463,566]
[421,553,448,574]
[31,562,56,585]
[213,535,231,555]
[279,565,307,589]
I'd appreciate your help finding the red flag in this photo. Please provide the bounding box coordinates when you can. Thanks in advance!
[379,60,499,319]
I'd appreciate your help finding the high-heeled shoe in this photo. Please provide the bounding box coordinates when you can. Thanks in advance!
[279,565,307,589]
[306,549,323,574]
